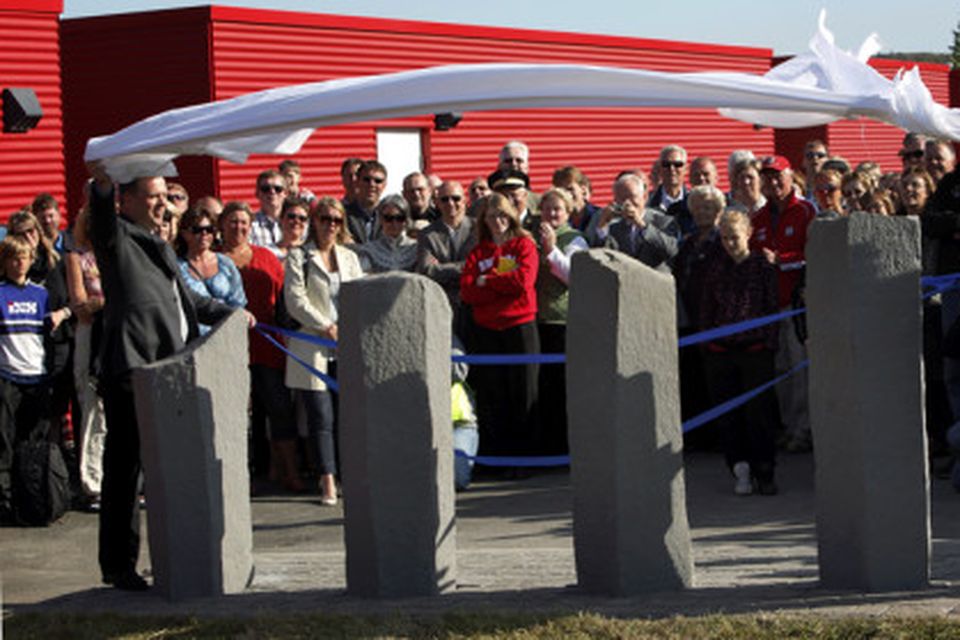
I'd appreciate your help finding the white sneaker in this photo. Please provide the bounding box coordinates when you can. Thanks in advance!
[733,461,753,496]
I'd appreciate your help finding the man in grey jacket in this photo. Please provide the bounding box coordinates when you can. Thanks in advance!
[595,172,679,272]
[416,180,476,339]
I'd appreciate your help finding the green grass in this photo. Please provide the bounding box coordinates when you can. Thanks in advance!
[6,612,960,639]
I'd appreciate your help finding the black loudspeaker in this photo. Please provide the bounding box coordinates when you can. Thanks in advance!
[3,88,42,133]
[434,112,463,131]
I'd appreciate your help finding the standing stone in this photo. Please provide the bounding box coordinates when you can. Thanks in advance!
[807,212,929,590]
[339,273,455,597]
[567,249,693,595]
[133,310,254,601]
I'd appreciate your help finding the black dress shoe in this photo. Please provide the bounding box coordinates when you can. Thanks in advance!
[102,571,150,591]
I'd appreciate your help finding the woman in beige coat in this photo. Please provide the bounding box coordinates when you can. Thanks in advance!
[284,196,363,505]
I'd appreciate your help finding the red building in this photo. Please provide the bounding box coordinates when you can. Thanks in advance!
[0,0,64,217]
[775,58,954,174]
[61,6,778,213]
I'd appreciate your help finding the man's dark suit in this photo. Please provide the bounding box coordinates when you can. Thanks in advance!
[90,186,233,580]
[604,209,679,273]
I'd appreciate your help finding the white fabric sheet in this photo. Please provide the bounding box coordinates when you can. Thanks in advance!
[85,11,960,183]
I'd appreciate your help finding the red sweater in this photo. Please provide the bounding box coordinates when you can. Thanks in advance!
[460,235,538,330]
[749,192,816,308]
[237,246,286,369]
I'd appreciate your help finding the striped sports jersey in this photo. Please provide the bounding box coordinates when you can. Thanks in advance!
[0,279,48,379]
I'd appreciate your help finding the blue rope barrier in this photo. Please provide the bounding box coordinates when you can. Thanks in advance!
[257,323,337,349]
[678,308,804,348]
[455,450,571,467]
[255,326,339,392]
[682,359,809,433]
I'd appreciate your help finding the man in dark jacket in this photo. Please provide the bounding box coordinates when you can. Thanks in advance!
[87,163,242,591]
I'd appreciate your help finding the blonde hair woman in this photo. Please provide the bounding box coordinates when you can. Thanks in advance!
[283,196,361,505]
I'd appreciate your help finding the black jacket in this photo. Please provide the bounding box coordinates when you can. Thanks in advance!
[90,187,233,380]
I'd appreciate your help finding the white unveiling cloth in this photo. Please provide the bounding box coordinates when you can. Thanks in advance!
[85,11,960,183]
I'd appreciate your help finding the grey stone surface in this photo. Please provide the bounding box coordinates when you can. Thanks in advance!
[132,310,254,601]
[806,213,930,591]
[566,249,693,595]
[339,273,455,597]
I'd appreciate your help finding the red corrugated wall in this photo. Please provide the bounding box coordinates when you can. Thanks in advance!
[0,1,64,222]
[775,58,953,174]
[207,7,775,205]
[61,7,216,216]
[62,6,776,209]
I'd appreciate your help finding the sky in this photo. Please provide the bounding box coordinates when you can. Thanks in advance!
[62,1,958,57]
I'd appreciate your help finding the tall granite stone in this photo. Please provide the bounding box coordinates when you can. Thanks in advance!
[567,249,693,595]
[132,309,254,601]
[807,212,929,590]
[339,273,455,597]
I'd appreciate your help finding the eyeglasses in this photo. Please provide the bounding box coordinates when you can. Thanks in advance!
[899,150,924,160]
[362,175,386,185]
[259,184,285,195]
[661,160,685,169]
[439,194,463,203]
[167,193,187,203]
[805,151,827,160]
[191,225,216,235]
[318,215,344,226]
[285,213,308,223]
[382,214,406,223]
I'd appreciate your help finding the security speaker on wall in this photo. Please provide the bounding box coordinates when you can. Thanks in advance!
[3,88,43,133]
[434,112,462,132]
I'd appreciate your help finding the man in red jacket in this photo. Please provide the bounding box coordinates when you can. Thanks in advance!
[750,155,817,453]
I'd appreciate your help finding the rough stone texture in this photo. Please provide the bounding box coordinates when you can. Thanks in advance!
[566,249,693,595]
[339,273,455,597]
[132,310,254,601]
[807,213,930,591]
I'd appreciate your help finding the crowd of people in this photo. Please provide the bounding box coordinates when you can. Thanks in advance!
[0,133,958,590]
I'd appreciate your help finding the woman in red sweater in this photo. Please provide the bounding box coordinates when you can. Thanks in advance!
[461,193,540,466]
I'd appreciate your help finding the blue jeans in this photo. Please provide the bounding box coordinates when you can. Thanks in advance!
[453,424,478,490]
[301,389,337,476]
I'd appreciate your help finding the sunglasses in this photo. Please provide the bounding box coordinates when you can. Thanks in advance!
[167,193,187,203]
[439,195,463,203]
[259,184,285,194]
[362,175,386,185]
[899,150,924,160]
[382,214,406,223]
[285,213,309,223]
[805,151,827,160]
[816,185,839,193]
[191,225,216,235]
[661,160,685,169]
[318,215,344,226]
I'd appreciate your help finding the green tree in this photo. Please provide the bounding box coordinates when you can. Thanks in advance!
[952,20,960,68]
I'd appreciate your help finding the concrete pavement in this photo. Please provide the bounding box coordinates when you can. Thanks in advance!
[2,451,959,619]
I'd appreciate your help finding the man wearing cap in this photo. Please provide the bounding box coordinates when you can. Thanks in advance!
[85,163,248,591]
[751,155,816,452]
[488,168,539,233]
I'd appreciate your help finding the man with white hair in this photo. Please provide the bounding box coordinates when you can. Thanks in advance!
[497,140,538,212]
[648,145,689,214]
[595,172,678,272]
[926,139,957,186]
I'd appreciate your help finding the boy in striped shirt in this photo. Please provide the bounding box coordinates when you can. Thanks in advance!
[0,235,69,523]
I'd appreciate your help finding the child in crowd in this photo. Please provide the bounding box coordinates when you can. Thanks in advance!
[0,235,69,523]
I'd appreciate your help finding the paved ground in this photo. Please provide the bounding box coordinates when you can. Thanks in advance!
[2,451,959,620]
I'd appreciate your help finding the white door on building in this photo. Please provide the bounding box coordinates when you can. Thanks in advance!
[376,128,423,197]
